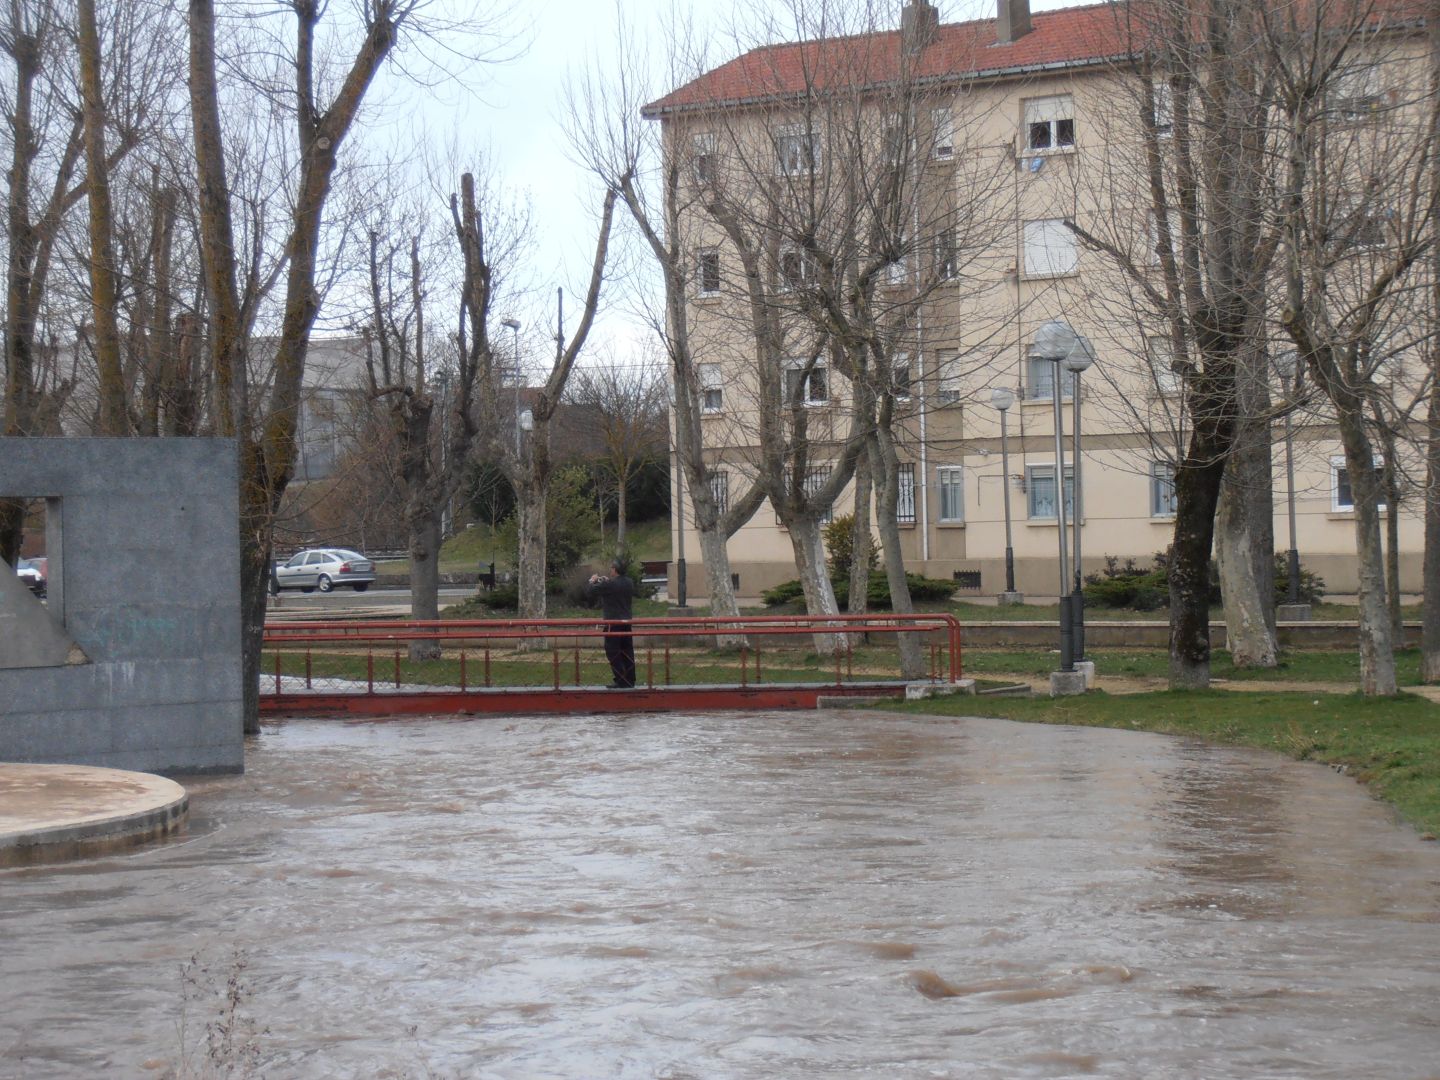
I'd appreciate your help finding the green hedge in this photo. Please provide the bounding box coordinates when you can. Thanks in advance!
[762,572,959,608]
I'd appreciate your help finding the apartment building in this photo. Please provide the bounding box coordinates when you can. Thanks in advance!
[645,0,1431,599]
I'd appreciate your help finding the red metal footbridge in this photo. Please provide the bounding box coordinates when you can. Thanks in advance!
[260,612,965,717]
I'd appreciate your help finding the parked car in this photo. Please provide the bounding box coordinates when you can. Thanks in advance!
[272,549,376,593]
[16,557,47,597]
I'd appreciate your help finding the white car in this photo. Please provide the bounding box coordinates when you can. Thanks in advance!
[272,549,376,593]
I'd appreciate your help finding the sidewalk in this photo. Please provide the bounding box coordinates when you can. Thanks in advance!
[0,764,188,867]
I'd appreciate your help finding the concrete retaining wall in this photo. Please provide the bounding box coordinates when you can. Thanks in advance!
[0,438,244,773]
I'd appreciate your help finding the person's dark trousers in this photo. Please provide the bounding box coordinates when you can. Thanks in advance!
[605,621,636,687]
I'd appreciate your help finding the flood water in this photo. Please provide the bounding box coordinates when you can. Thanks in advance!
[3,711,1440,1079]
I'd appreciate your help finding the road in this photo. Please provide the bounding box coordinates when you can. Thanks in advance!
[266,586,475,618]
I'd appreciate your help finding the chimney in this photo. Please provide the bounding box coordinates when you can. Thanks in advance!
[996,0,1032,45]
[901,0,939,53]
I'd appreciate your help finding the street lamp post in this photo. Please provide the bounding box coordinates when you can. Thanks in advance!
[501,317,522,457]
[990,387,1021,604]
[1031,320,1094,694]
[1276,351,1310,620]
[1063,336,1096,659]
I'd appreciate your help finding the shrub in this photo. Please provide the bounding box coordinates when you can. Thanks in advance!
[1082,554,1169,610]
[1273,553,1326,605]
[824,514,878,579]
[762,572,958,609]
[474,583,519,611]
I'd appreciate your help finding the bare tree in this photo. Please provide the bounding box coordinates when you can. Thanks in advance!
[1269,1,1439,695]
[452,170,618,620]
[189,0,413,732]
[566,19,763,635]
[1069,0,1283,687]
[569,353,668,551]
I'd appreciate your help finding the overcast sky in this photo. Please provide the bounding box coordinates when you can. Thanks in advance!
[369,0,1089,369]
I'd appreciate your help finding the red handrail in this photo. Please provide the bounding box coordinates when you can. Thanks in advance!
[263,613,963,682]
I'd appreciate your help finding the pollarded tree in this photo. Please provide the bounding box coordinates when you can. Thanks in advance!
[189,0,418,732]
[1067,0,1285,687]
[451,170,618,621]
[1268,0,1440,695]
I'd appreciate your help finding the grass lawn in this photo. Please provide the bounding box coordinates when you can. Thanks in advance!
[887,688,1440,837]
[961,646,1431,686]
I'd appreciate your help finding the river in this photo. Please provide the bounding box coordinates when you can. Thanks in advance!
[2,711,1438,1078]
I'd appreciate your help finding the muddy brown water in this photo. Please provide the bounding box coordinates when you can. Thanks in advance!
[2,711,1439,1079]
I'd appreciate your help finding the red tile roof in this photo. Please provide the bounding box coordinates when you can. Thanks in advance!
[644,3,1139,115]
[642,0,1427,116]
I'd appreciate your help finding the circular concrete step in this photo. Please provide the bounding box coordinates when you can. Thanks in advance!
[0,764,188,867]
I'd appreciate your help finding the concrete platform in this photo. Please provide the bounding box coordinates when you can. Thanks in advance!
[0,764,188,867]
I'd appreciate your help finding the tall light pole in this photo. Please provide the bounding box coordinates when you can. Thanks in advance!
[1063,334,1096,659]
[1032,320,1093,692]
[501,317,521,457]
[990,386,1020,603]
[1277,350,1308,618]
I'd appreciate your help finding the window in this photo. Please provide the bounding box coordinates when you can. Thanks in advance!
[932,107,954,160]
[804,465,835,523]
[779,246,814,290]
[1151,79,1173,137]
[1023,219,1078,277]
[1150,461,1177,517]
[935,349,962,405]
[1024,95,1075,152]
[891,355,911,400]
[933,227,958,280]
[938,466,964,522]
[1330,63,1385,122]
[1146,335,1181,395]
[1026,355,1076,400]
[775,124,819,175]
[1027,464,1075,520]
[1332,456,1386,512]
[885,249,909,285]
[1326,196,1391,251]
[784,359,828,406]
[897,463,916,525]
[692,132,718,182]
[710,469,729,515]
[697,248,721,296]
[699,363,723,413]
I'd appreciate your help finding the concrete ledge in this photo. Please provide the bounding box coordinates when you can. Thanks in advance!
[1050,670,1087,697]
[905,679,977,700]
[0,764,188,867]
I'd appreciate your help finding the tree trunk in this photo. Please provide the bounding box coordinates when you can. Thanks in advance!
[848,448,872,616]
[1424,368,1440,680]
[77,0,127,437]
[1337,418,1397,695]
[1215,441,1276,667]
[1168,414,1231,689]
[407,504,442,661]
[516,475,548,620]
[788,514,843,656]
[870,437,924,679]
[1215,340,1277,667]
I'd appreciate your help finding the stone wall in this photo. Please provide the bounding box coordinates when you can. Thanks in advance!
[0,438,244,773]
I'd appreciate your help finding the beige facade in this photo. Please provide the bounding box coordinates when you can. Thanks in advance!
[656,1,1430,601]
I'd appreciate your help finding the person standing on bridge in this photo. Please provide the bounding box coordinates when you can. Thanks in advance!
[589,558,636,689]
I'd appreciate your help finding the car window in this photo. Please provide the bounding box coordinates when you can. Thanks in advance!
[335,550,364,561]
[302,553,322,565]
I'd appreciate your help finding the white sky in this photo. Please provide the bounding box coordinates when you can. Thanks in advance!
[367,0,1089,369]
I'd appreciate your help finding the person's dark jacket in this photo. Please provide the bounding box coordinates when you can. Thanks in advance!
[590,574,635,621]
